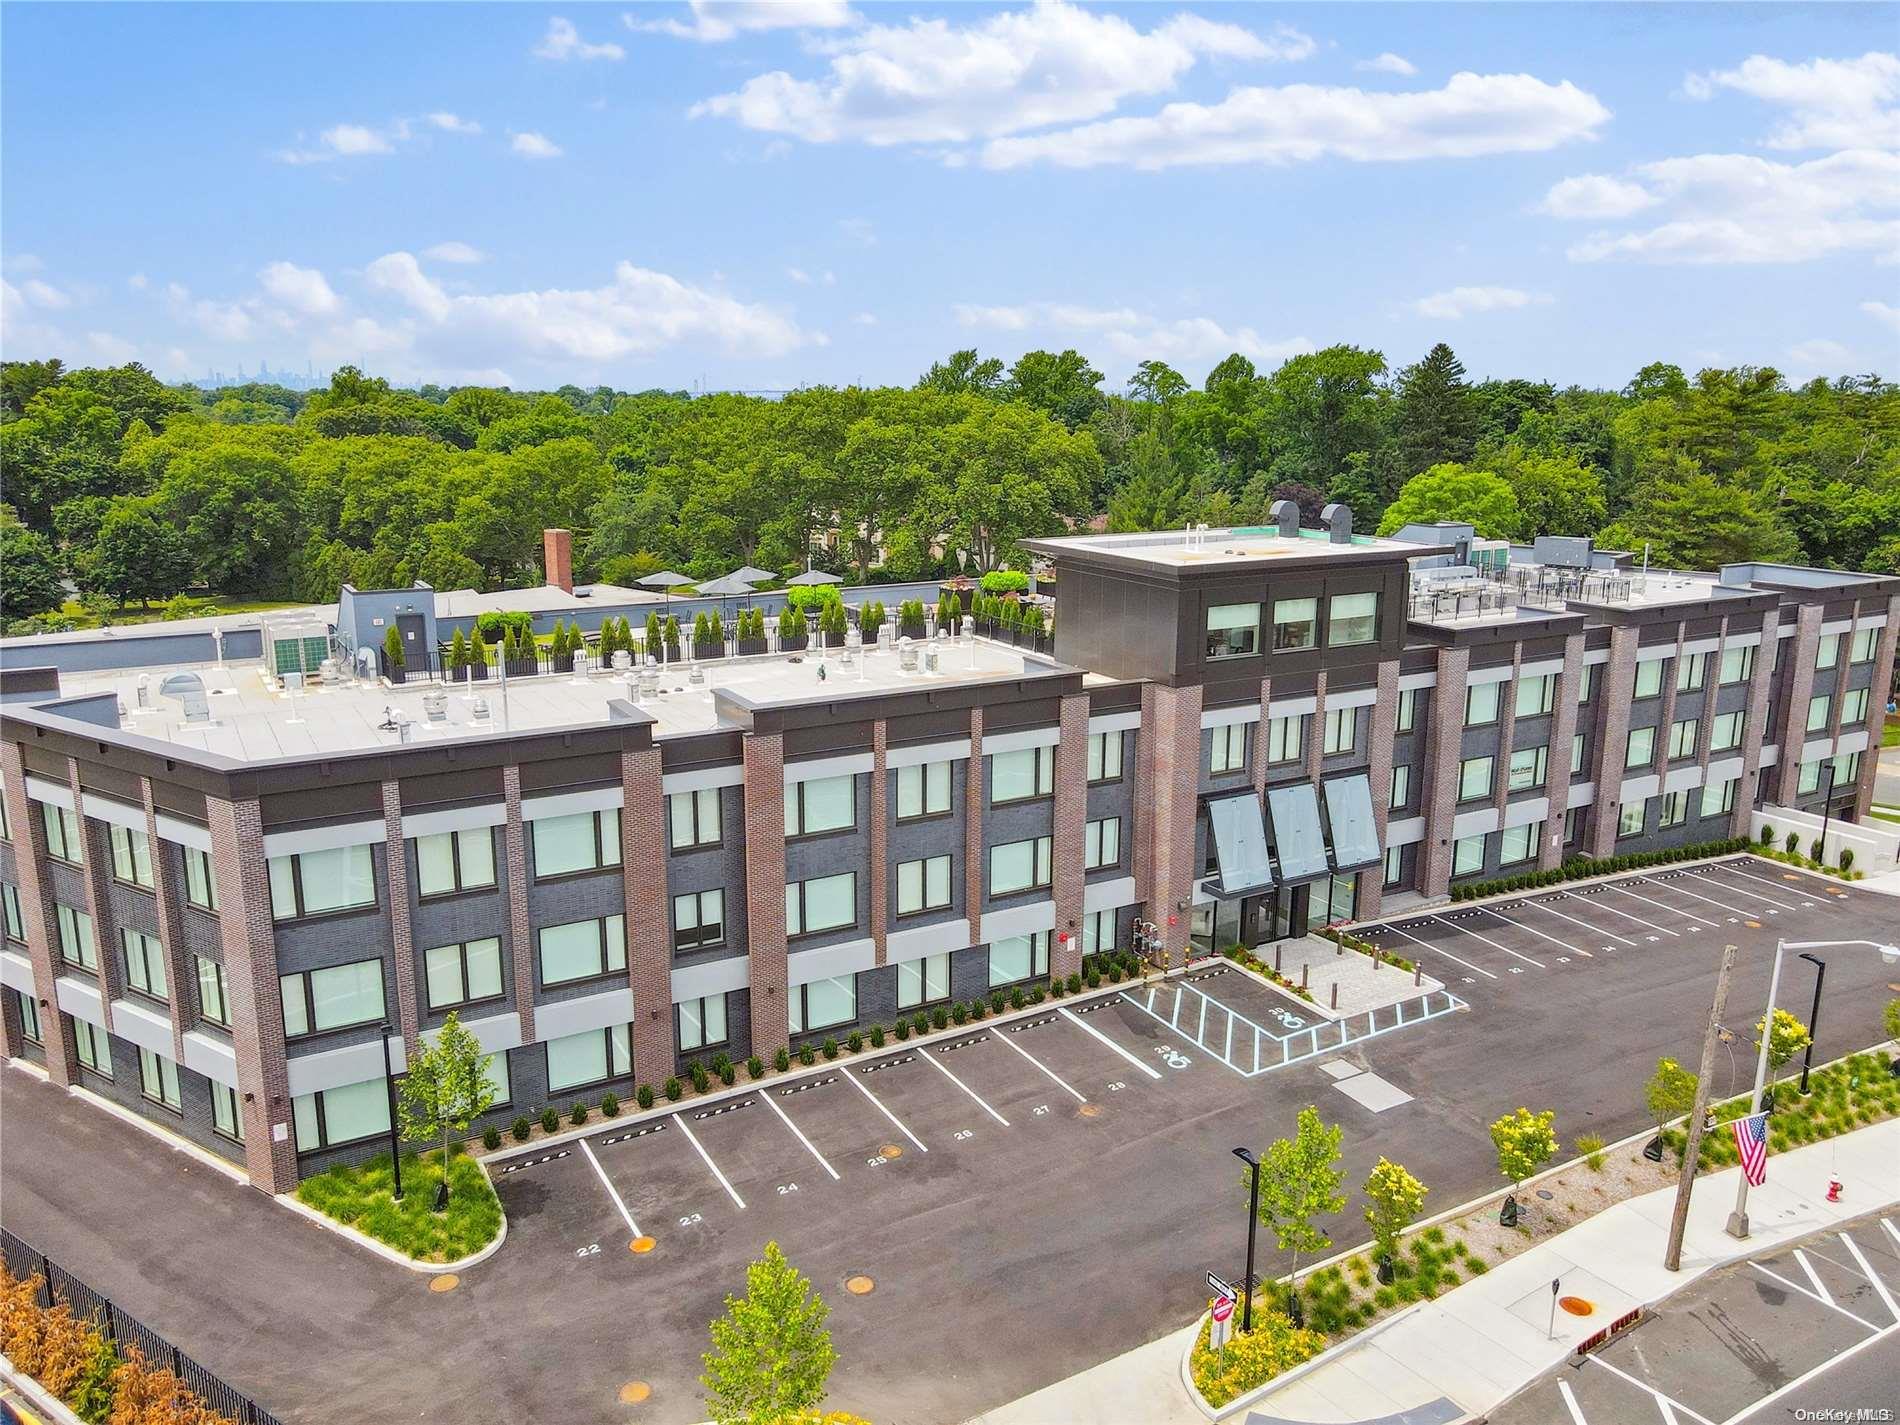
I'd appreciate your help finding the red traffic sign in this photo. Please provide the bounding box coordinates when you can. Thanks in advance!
[1211,1295,1235,1324]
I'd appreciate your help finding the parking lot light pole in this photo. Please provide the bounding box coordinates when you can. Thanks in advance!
[1795,953,1826,1096]
[381,1021,403,1203]
[1234,1147,1260,1334]
[1727,939,1899,1241]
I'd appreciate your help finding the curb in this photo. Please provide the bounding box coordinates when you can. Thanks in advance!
[1372,848,1767,921]
[65,1082,250,1186]
[275,1153,509,1276]
[2,1351,85,1425]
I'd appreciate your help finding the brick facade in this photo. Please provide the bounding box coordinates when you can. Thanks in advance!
[380,781,420,1053]
[139,776,191,1063]
[502,765,536,1045]
[2,741,74,1085]
[622,747,674,1085]
[742,733,790,1062]
[1418,645,1470,897]
[1050,693,1090,980]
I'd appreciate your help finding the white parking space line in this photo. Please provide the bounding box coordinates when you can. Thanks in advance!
[1476,904,1583,955]
[924,1045,1011,1126]
[1526,897,1639,947]
[1719,862,1833,904]
[1602,881,1718,928]
[1882,1217,1900,1252]
[1432,915,1547,969]
[1058,1006,1165,1078]
[579,1137,640,1238]
[1377,922,1498,980]
[673,1112,746,1210]
[764,1091,840,1181]
[1641,876,1752,919]
[1749,1263,1879,1331]
[1840,1232,1900,1324]
[1586,1355,1716,1425]
[1794,1248,1832,1305]
[1687,867,1803,912]
[996,1025,1088,1103]
[1566,888,1678,936]
[1721,1321,1900,1424]
[1557,1378,1590,1425]
[846,1069,927,1152]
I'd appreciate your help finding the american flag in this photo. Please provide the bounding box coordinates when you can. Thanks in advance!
[1731,1112,1769,1186]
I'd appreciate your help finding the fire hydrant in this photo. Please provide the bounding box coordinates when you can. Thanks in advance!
[1826,1177,1843,1203]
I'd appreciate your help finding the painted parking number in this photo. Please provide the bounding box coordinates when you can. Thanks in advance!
[1107,1081,1127,1092]
[679,1212,703,1227]
[953,1129,974,1141]
[777,1183,799,1195]
[1154,1045,1192,1070]
[575,1243,600,1259]
[1032,1104,1050,1116]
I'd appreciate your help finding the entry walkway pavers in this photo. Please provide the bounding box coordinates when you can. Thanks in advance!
[1259,935,1445,1016]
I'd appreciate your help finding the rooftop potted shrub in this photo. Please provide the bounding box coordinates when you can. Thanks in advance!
[468,625,491,680]
[644,611,665,664]
[382,624,406,684]
[695,611,726,659]
[859,600,886,641]
[819,600,848,648]
[778,603,809,652]
[447,627,470,683]
[664,614,682,659]
[937,574,977,614]
[898,598,926,639]
[736,607,767,655]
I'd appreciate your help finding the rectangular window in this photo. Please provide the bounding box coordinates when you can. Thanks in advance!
[1842,687,1870,724]
[1849,628,1877,663]
[667,789,722,850]
[989,837,1053,897]
[896,855,953,915]
[789,975,856,1034]
[1618,798,1648,838]
[269,845,376,921]
[56,904,96,971]
[1571,732,1587,775]
[182,847,219,913]
[990,748,1054,804]
[1668,718,1700,760]
[677,994,729,1053]
[1209,722,1250,775]
[1208,602,1261,659]
[71,1017,111,1076]
[538,915,627,987]
[40,802,83,865]
[1719,643,1757,685]
[1710,711,1744,752]
[1389,764,1410,811]
[280,958,387,1037]
[108,825,155,889]
[414,828,496,897]
[424,937,504,1010]
[546,1025,633,1093]
[1578,664,1598,704]
[139,1047,182,1111]
[529,809,621,878]
[1457,756,1494,803]
[1081,909,1116,956]
[1322,708,1355,756]
[1382,844,1403,889]
[292,1078,392,1152]
[1327,592,1379,647]
[785,872,856,936]
[672,890,726,952]
[1395,688,1418,733]
[1464,682,1501,727]
[1805,694,1832,733]
[1498,822,1540,866]
[1700,778,1738,819]
[1507,746,1547,793]
[195,956,230,1026]
[0,782,7,841]
[1675,652,1708,692]
[1270,597,1316,652]
[1266,714,1305,765]
[1084,817,1122,871]
[121,929,167,1001]
[1451,836,1486,877]
[1625,727,1656,770]
[1564,806,1584,844]
[1833,751,1861,785]
[786,774,856,836]
[1659,790,1690,828]
[211,1081,244,1142]
[1633,660,1665,699]
[896,952,950,1010]
[2,884,22,942]
[1087,731,1124,783]
[1797,759,1822,795]
[1514,674,1557,719]
[1816,633,1841,669]
[896,761,952,820]
[19,992,43,1044]
[988,931,1051,987]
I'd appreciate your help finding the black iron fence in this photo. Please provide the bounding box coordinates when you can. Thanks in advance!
[0,1224,285,1425]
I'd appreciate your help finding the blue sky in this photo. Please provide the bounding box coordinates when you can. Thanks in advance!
[3,1,1895,392]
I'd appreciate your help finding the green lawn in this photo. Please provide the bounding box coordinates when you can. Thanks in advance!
[1883,716,1900,749]
[295,1145,501,1262]
[58,596,307,629]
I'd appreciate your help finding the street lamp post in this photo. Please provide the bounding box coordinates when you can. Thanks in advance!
[1796,953,1826,1096]
[1233,1147,1261,1335]
[1727,939,1899,1240]
[381,1020,403,1203]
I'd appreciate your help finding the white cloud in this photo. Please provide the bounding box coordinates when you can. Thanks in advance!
[365,252,453,322]
[512,131,564,159]
[838,217,876,247]
[691,2,1309,147]
[953,300,1312,369]
[635,0,857,43]
[1785,338,1853,371]
[85,331,140,365]
[258,261,341,316]
[277,121,402,164]
[1862,299,1900,333]
[1685,51,1900,151]
[168,284,255,343]
[1356,53,1417,77]
[128,273,149,291]
[851,311,878,326]
[534,16,625,61]
[20,279,71,309]
[981,71,1610,170]
[427,112,484,135]
[1538,173,1659,219]
[786,266,813,285]
[1409,286,1551,320]
[1555,149,1900,264]
[423,241,486,264]
[2,253,45,275]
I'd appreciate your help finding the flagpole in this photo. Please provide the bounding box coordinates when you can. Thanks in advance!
[1726,938,1784,1241]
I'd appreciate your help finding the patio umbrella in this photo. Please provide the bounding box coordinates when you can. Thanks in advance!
[694,573,759,628]
[725,566,777,609]
[637,570,692,620]
[784,569,843,586]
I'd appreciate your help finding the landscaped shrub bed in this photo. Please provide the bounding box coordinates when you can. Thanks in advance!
[1449,838,1751,901]
[1315,925,1414,973]
[1188,1302,1326,1407]
[1751,824,1865,879]
[1221,944,1317,1002]
[295,1145,501,1262]
[1661,1052,1900,1168]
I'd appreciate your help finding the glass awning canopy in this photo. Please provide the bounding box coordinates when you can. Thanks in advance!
[1206,793,1275,897]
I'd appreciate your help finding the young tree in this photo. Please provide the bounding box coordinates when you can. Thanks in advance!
[1884,997,1900,1069]
[1754,1009,1811,1094]
[1363,1158,1427,1276]
[396,1011,497,1211]
[1490,1108,1557,1221]
[1645,1057,1698,1144]
[701,1241,836,1425]
[1251,1105,1345,1318]
[382,625,405,672]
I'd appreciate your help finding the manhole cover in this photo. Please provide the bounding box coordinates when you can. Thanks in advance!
[1077,1104,1102,1118]
[1536,1190,1554,1200]
[619,1381,651,1404]
[630,1236,656,1254]
[1559,1296,1595,1317]
[845,1275,875,1295]
[429,1274,460,1293]
[879,1144,903,1160]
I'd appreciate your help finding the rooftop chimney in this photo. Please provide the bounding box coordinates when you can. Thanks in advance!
[543,528,574,594]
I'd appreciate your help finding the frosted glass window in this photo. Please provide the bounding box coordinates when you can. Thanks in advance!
[988,932,1050,987]
[1327,592,1378,647]
[786,774,856,835]
[786,873,855,935]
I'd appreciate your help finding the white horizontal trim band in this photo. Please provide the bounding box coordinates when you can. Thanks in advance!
[261,819,388,858]
[885,739,970,771]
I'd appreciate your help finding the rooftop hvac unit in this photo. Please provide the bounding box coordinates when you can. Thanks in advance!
[422,691,448,723]
[158,672,211,724]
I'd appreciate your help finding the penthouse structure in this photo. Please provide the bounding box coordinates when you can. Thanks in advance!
[2,508,1894,1192]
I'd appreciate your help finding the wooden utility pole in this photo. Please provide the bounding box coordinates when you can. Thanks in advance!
[1664,942,1737,1272]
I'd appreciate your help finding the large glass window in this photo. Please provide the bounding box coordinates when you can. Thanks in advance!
[1266,714,1305,764]
[896,762,952,819]
[786,775,856,836]
[1382,844,1404,889]
[789,975,856,1034]
[1806,694,1832,733]
[1322,708,1355,756]
[538,915,627,987]
[1797,759,1822,795]
[1498,822,1540,866]
[1451,836,1485,877]
[138,1047,182,1111]
[1389,764,1410,811]
[785,873,856,936]
[1701,777,1738,818]
[668,789,722,850]
[1572,733,1588,775]
[1084,817,1121,871]
[292,1078,392,1152]
[1625,727,1656,770]
[1087,731,1124,783]
[1081,909,1117,955]
[1719,644,1756,685]
[1457,756,1494,803]
[108,825,155,889]
[1849,628,1877,663]
[414,828,496,897]
[1816,633,1841,670]
[1675,652,1708,692]
[1507,746,1547,793]
[1395,688,1419,733]
[71,1017,111,1076]
[990,748,1054,804]
[56,904,96,971]
[121,928,167,1001]
[1633,660,1665,699]
[1618,798,1648,837]
[1209,723,1249,775]
[196,956,230,1026]
[1327,592,1378,647]
[1842,687,1870,724]
[897,953,950,1009]
[988,932,1050,987]
[989,837,1052,897]
[1514,674,1557,719]
[1207,602,1261,659]
[1659,790,1690,828]
[40,802,83,865]
[530,809,621,879]
[281,958,387,1037]
[211,1082,244,1142]
[0,782,8,841]
[424,937,504,1010]
[1270,598,1316,652]
[2,884,23,942]
[1464,682,1501,727]
[1668,718,1700,760]
[269,845,376,921]
[673,890,726,952]
[896,856,952,916]
[1710,711,1743,752]
[546,1025,632,1092]
[677,994,729,1053]
[182,846,219,912]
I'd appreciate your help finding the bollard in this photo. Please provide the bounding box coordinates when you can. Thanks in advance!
[1330,981,1339,1011]
[1275,944,1283,973]
[1301,963,1310,991]
[1414,961,1422,987]
[1371,945,1379,971]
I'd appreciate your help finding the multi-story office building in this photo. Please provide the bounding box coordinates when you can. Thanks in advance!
[2,508,1894,1192]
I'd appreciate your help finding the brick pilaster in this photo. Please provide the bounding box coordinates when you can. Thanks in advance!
[66,759,121,1032]
[1851,595,1900,821]
[1250,676,1273,796]
[870,721,889,966]
[1418,646,1470,898]
[380,781,420,1054]
[1654,632,1684,776]
[1589,627,1641,859]
[502,765,536,1045]
[622,748,673,1086]
[1358,659,1401,919]
[1,743,73,1084]
[1139,682,1202,963]
[1050,694,1090,981]
[1305,671,1329,781]
[140,777,191,1062]
[1542,633,1586,869]
[204,794,297,1193]
[964,708,984,946]
[1772,605,1824,804]
[743,733,789,1061]
[1491,649,1523,823]
[1735,608,1779,835]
